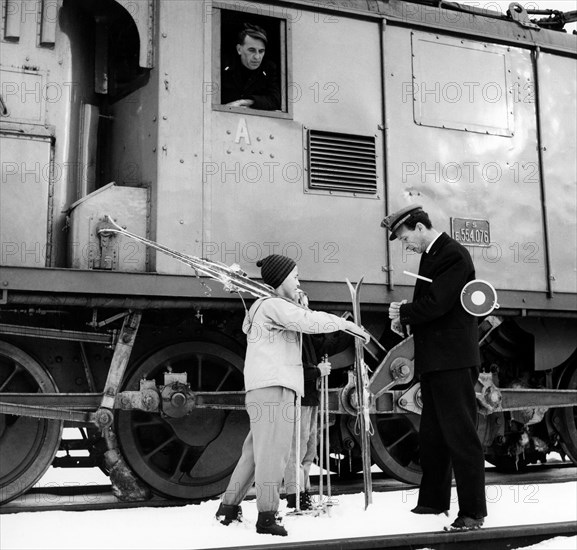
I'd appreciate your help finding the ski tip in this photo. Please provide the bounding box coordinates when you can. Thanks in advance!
[103,214,114,225]
[345,277,366,290]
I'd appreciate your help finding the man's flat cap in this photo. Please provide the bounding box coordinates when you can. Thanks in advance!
[381,204,423,240]
[242,24,268,44]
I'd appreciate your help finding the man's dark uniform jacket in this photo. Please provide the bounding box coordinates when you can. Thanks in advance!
[221,57,281,111]
[399,232,480,373]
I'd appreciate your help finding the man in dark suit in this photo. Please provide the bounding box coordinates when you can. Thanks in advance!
[382,205,487,531]
[221,24,281,111]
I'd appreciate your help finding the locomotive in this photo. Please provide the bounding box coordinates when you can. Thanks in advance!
[1,0,576,504]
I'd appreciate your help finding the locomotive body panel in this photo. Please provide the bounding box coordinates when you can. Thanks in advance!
[384,26,551,292]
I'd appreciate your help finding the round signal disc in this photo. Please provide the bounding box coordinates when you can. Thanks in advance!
[461,279,499,316]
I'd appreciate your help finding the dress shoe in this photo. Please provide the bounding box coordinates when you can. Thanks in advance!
[444,515,484,531]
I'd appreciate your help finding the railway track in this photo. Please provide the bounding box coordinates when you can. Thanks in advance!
[207,522,577,550]
[2,463,575,514]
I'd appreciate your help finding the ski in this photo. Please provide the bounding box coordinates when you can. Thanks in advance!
[345,278,373,510]
[100,216,366,343]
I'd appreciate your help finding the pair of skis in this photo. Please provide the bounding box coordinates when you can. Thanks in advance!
[346,278,374,510]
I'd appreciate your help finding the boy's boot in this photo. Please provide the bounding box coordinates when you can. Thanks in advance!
[286,493,297,509]
[300,491,313,510]
[215,502,242,526]
[256,511,288,536]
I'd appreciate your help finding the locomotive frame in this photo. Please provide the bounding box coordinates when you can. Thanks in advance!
[1,0,576,505]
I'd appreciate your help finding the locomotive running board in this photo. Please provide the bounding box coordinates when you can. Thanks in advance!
[0,323,113,344]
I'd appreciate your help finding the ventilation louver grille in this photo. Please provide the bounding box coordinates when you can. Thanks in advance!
[308,130,377,195]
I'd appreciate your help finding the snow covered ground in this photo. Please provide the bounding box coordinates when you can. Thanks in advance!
[1,465,575,550]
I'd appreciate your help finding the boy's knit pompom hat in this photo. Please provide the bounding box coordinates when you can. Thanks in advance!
[257,254,296,289]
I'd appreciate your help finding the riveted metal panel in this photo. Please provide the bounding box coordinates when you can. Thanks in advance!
[0,67,47,125]
[153,0,205,275]
[411,32,514,137]
[384,26,547,292]
[0,132,51,267]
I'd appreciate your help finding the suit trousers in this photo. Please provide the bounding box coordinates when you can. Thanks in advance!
[221,386,295,512]
[417,367,487,519]
[284,405,318,495]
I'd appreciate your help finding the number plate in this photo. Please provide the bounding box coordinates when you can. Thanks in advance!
[451,218,490,247]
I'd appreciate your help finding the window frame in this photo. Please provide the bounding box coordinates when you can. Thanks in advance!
[211,2,293,120]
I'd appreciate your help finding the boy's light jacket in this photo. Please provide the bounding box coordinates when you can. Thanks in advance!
[242,297,354,397]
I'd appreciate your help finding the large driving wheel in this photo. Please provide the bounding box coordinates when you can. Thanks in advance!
[116,340,249,499]
[0,341,63,504]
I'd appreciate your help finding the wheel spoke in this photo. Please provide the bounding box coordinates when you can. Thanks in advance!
[169,446,194,483]
[385,429,412,451]
[132,415,166,428]
[0,363,22,392]
[143,434,177,460]
[215,366,233,391]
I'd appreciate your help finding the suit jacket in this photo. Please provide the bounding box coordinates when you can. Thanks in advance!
[399,232,480,374]
[221,58,281,111]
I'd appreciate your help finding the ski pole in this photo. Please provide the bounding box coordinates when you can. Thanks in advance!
[295,394,301,513]
[323,368,332,515]
[318,374,324,510]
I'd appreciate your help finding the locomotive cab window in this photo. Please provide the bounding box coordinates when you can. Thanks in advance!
[212,7,290,118]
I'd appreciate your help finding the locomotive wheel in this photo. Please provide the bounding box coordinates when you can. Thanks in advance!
[116,341,249,500]
[556,362,577,464]
[0,341,63,504]
[370,412,422,485]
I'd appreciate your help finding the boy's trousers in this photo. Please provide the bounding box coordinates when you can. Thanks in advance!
[222,386,296,512]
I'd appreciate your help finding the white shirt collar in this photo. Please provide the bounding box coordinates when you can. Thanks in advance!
[425,232,442,254]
